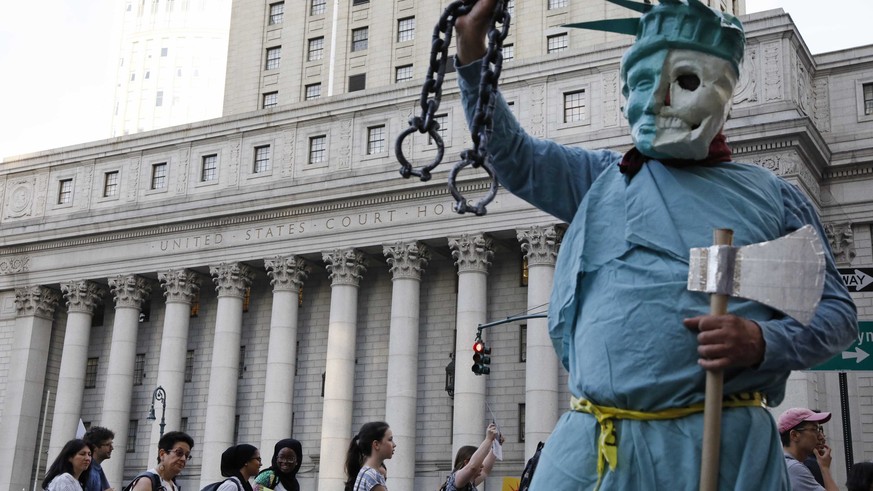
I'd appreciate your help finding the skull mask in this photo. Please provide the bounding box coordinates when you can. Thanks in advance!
[623,49,738,161]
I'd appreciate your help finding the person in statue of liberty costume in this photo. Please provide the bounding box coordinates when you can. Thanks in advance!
[453,1,857,489]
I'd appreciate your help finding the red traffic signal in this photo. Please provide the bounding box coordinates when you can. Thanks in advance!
[472,336,492,375]
[473,340,486,353]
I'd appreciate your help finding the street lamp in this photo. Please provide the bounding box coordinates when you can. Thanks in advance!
[445,353,455,399]
[147,386,167,438]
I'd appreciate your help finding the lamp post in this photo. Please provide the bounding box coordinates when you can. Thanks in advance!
[147,386,167,438]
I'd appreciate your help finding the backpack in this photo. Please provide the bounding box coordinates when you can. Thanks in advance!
[200,478,243,491]
[518,441,545,491]
[122,472,165,491]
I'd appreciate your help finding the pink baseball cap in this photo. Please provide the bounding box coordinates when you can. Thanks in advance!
[777,408,832,433]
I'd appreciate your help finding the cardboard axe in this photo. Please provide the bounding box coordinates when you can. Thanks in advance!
[686,224,826,491]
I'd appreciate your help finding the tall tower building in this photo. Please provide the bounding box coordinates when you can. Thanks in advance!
[111,0,233,137]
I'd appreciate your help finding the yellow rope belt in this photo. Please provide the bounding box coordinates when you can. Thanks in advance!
[570,392,765,490]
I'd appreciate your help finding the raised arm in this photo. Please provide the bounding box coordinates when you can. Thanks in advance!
[454,0,496,65]
[453,423,499,488]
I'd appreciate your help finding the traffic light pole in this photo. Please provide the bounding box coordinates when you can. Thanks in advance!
[471,313,548,375]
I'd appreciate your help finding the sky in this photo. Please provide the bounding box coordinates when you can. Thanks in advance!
[0,0,871,161]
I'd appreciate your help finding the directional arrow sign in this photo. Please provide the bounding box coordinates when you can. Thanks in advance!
[840,268,873,293]
[812,321,873,371]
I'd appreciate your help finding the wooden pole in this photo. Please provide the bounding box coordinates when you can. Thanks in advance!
[699,228,733,491]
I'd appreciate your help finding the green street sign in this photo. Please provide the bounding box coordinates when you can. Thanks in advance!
[811,321,873,371]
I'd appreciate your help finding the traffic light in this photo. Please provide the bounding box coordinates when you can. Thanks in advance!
[472,335,492,375]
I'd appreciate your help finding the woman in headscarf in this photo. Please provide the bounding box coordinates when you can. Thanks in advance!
[254,439,303,491]
[218,444,261,491]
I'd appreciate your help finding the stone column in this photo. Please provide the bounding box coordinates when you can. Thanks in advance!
[260,256,309,461]
[102,274,152,487]
[517,225,562,458]
[317,249,366,491]
[448,234,493,457]
[0,286,60,491]
[146,269,201,463]
[382,241,429,490]
[200,262,254,486]
[48,280,107,460]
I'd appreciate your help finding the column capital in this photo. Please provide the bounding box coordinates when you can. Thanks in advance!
[517,225,564,267]
[108,274,153,309]
[264,256,310,292]
[448,233,494,274]
[383,241,430,281]
[322,249,367,287]
[60,280,107,314]
[158,269,201,304]
[210,262,254,298]
[14,286,60,319]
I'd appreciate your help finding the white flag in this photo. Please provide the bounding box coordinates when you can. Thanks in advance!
[76,419,86,439]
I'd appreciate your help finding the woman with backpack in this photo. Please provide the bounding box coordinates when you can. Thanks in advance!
[440,423,503,491]
[217,444,261,491]
[126,431,194,491]
[254,439,302,491]
[42,439,93,490]
[344,421,395,491]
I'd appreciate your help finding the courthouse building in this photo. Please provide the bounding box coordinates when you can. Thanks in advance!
[1,1,873,490]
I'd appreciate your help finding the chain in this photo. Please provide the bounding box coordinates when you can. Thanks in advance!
[395,0,510,216]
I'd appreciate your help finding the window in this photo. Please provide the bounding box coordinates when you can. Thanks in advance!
[518,404,526,442]
[310,0,325,15]
[180,417,188,433]
[58,179,73,204]
[308,37,324,61]
[127,420,138,452]
[133,353,145,385]
[151,163,167,190]
[103,171,119,197]
[395,65,413,83]
[397,17,415,43]
[185,350,195,382]
[428,114,448,145]
[348,73,366,92]
[548,0,568,9]
[130,72,136,81]
[190,289,200,318]
[263,91,278,108]
[309,135,326,164]
[353,0,369,4]
[176,67,182,77]
[564,89,587,123]
[351,27,368,52]
[161,47,168,56]
[266,47,281,70]
[238,345,246,378]
[268,2,284,24]
[145,70,150,79]
[520,324,527,362]
[865,83,873,115]
[520,254,528,285]
[507,0,515,15]
[254,145,271,173]
[85,358,99,388]
[243,287,251,312]
[547,33,568,53]
[367,125,386,155]
[233,415,241,442]
[503,43,514,61]
[201,154,217,181]
[305,83,321,100]
[156,90,164,107]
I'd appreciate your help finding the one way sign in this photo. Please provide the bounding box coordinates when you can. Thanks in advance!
[840,268,873,293]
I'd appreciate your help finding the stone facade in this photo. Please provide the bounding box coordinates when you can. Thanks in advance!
[0,3,872,491]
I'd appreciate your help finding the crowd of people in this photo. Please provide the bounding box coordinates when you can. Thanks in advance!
[40,414,873,491]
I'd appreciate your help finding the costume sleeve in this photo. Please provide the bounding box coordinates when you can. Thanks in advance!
[456,59,619,223]
[254,470,274,488]
[755,181,857,373]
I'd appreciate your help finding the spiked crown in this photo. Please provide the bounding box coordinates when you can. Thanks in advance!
[565,0,745,77]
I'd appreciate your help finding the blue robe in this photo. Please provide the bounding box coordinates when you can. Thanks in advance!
[457,60,857,490]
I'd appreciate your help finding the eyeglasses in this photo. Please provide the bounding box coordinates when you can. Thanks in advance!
[250,457,262,463]
[167,448,193,461]
[794,425,824,434]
